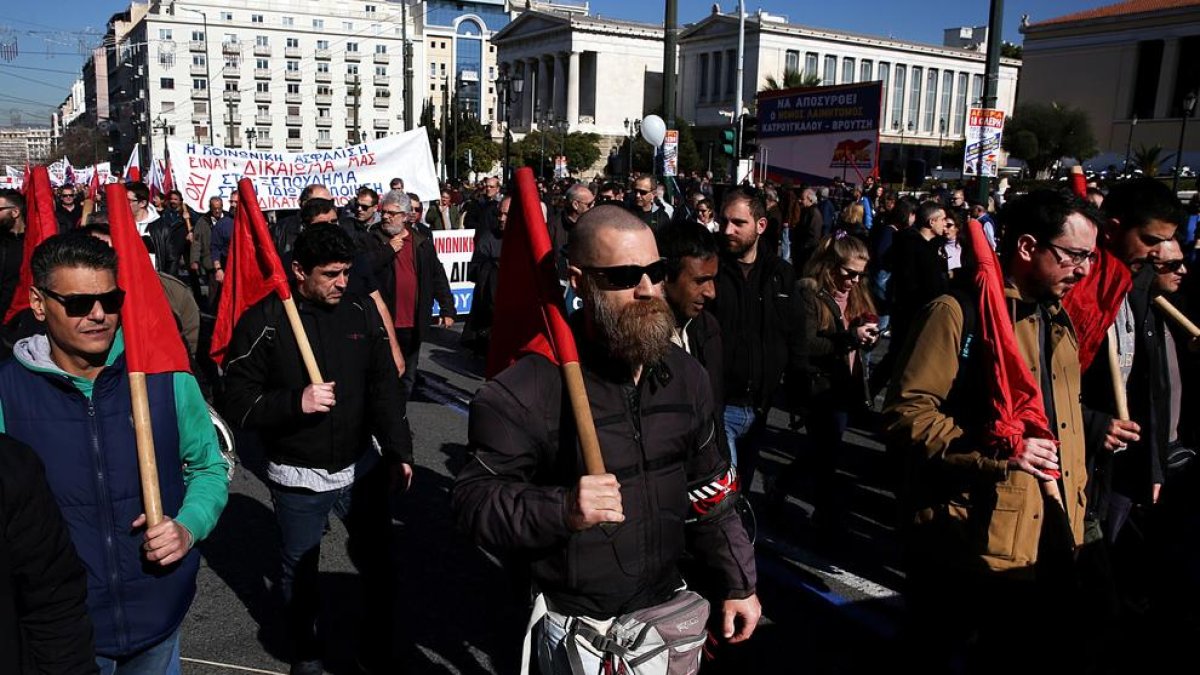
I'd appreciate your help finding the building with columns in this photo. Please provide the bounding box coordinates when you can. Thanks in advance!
[492,10,664,140]
[1019,0,1200,170]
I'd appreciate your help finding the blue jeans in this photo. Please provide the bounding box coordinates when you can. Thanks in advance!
[95,628,181,675]
[724,405,765,492]
[780,227,792,263]
[269,460,394,661]
[535,612,603,675]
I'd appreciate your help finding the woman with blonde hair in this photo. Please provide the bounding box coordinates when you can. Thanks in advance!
[771,231,880,532]
[839,202,866,237]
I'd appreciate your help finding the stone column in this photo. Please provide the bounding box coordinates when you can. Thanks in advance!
[1154,38,1182,119]
[566,51,580,129]
[553,53,567,121]
[539,55,553,125]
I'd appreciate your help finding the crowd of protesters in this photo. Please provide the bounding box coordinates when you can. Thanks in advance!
[0,160,1199,675]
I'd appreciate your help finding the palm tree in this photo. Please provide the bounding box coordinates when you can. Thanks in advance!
[762,68,820,91]
[1132,144,1167,177]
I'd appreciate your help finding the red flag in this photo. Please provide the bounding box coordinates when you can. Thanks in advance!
[162,158,174,195]
[209,179,291,366]
[485,167,579,377]
[106,183,191,374]
[87,165,101,203]
[963,218,1058,469]
[4,166,58,323]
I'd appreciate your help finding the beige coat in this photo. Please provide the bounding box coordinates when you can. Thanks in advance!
[885,287,1088,578]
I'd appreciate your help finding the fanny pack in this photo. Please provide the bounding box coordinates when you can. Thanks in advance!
[557,590,710,675]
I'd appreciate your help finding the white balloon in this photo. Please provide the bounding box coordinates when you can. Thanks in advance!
[640,115,667,147]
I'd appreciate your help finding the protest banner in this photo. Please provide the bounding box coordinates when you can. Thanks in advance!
[663,130,679,177]
[431,229,475,316]
[756,81,883,185]
[963,108,1006,178]
[167,128,440,212]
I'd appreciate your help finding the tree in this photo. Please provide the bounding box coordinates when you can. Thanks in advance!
[47,124,108,166]
[1001,102,1097,178]
[419,99,439,164]
[449,107,501,179]
[1001,42,1023,60]
[1132,144,1167,177]
[762,68,819,92]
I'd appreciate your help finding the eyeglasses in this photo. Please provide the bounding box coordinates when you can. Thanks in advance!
[37,287,125,317]
[381,209,405,218]
[1041,242,1098,268]
[633,188,653,196]
[840,266,867,280]
[0,205,17,213]
[353,202,374,211]
[1152,259,1187,274]
[61,194,76,199]
[581,259,667,290]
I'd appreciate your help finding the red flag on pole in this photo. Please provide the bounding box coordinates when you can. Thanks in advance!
[209,179,291,366]
[161,158,174,195]
[485,167,579,378]
[105,183,191,374]
[963,218,1058,470]
[4,166,58,323]
[87,164,101,203]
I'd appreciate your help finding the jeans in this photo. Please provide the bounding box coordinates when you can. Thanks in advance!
[95,629,181,675]
[780,227,792,263]
[724,405,766,492]
[535,612,604,675]
[269,461,394,661]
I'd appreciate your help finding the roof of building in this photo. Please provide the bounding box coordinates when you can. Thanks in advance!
[493,9,663,42]
[1034,0,1200,26]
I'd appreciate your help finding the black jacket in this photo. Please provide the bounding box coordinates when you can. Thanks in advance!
[221,291,413,470]
[54,205,81,234]
[886,227,948,341]
[271,212,301,259]
[0,434,96,675]
[0,230,22,322]
[793,279,872,410]
[145,216,189,277]
[454,338,756,619]
[682,309,725,413]
[365,226,456,346]
[711,244,800,410]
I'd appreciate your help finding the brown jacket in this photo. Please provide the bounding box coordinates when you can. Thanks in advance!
[885,286,1087,577]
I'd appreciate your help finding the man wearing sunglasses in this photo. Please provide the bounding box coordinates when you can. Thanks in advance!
[456,205,759,673]
[885,190,1099,670]
[0,189,24,328]
[55,184,82,233]
[630,175,671,232]
[0,232,229,673]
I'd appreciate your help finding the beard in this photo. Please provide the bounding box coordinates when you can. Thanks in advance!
[724,233,757,258]
[586,283,675,367]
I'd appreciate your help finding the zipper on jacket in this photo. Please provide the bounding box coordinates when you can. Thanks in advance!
[625,380,656,577]
[89,399,129,653]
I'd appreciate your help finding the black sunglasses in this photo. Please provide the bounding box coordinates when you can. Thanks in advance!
[840,266,867,280]
[1153,259,1187,274]
[353,202,374,211]
[38,287,125,317]
[582,259,667,290]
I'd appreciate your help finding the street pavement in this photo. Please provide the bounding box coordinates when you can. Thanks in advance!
[179,326,907,674]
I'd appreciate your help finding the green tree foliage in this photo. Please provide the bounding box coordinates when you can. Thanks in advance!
[610,114,703,178]
[1001,102,1098,177]
[1132,144,1168,177]
[439,94,502,179]
[47,124,108,166]
[419,99,439,164]
[512,130,601,177]
[762,68,818,91]
[1001,42,1023,60]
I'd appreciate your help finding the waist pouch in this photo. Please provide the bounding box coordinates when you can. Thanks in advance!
[553,589,711,675]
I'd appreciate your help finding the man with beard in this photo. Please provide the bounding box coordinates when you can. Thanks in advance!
[0,189,24,321]
[885,190,1099,671]
[710,186,799,491]
[454,205,759,673]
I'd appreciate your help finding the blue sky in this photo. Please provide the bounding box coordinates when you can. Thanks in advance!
[0,0,1105,124]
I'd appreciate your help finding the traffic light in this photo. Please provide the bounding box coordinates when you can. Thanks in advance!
[721,127,736,157]
[740,114,759,158]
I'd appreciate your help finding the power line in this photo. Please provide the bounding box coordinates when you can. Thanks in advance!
[0,63,82,75]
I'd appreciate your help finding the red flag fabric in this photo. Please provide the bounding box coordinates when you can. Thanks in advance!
[209,178,291,366]
[161,158,174,195]
[963,218,1058,469]
[485,167,579,378]
[106,183,191,374]
[87,165,101,203]
[4,166,58,323]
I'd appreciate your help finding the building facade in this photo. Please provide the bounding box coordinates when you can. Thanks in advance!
[418,0,511,134]
[0,128,53,169]
[1019,0,1200,170]
[679,8,1021,175]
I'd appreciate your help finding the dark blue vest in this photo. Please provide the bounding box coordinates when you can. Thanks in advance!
[0,353,198,657]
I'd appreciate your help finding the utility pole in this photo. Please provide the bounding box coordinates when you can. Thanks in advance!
[976,0,1004,204]
[350,83,362,145]
[734,0,746,180]
[401,0,413,131]
[441,77,449,180]
[226,96,237,149]
[662,0,678,199]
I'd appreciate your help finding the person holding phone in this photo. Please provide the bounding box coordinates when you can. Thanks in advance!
[771,231,879,534]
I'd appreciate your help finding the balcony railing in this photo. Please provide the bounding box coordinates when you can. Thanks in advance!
[255,91,272,103]
[255,68,271,79]
[345,51,362,62]
[284,70,301,81]
[315,72,332,83]
[373,96,389,107]
[285,115,303,126]
[254,46,271,57]
[286,138,303,150]
[373,53,389,64]
[316,139,333,149]
[221,42,241,55]
[316,117,332,127]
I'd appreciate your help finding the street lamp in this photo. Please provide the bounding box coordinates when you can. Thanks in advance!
[1174,93,1196,194]
[938,117,947,168]
[498,70,525,184]
[1124,115,1138,177]
[181,7,214,145]
[624,118,639,177]
[245,127,256,150]
[894,120,908,187]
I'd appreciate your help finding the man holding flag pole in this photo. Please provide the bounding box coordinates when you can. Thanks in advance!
[0,180,229,673]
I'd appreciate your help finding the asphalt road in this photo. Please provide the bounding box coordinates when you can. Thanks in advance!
[179,326,908,674]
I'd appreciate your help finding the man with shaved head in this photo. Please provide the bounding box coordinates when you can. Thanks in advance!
[455,205,760,673]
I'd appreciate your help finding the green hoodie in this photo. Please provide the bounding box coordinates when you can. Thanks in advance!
[2,330,228,544]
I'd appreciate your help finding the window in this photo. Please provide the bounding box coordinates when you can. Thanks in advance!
[288,128,301,140]
[924,69,938,133]
[317,40,330,51]
[711,51,722,100]
[860,59,873,82]
[344,22,354,31]
[785,50,799,75]
[365,4,377,13]
[256,36,269,47]
[318,107,330,118]
[286,60,299,72]
[256,81,270,93]
[282,16,294,27]
[317,86,332,96]
[224,33,238,44]
[159,28,173,41]
[224,56,239,69]
[194,101,208,114]
[726,49,736,96]
[878,62,890,119]
[159,51,175,67]
[953,72,968,134]
[375,65,387,77]
[161,77,175,89]
[318,129,331,141]
[288,105,300,116]
[193,78,207,90]
[699,54,709,98]
[286,38,299,49]
[823,55,837,85]
[220,12,232,21]
[347,64,359,75]
[376,130,388,140]
[940,70,954,133]
[161,101,175,113]
[842,57,855,84]
[972,74,984,108]
[256,58,268,69]
[908,66,922,130]
[376,88,389,97]
[375,44,387,55]
[257,126,270,140]
[257,105,269,116]
[804,52,818,79]
[312,19,324,29]
[192,30,205,42]
[890,65,905,128]
[439,63,446,75]
[251,14,263,24]
[317,62,330,74]
[1133,40,1165,119]
[287,83,300,94]
[347,42,359,53]
[430,63,437,77]
[224,80,238,92]
[193,54,206,67]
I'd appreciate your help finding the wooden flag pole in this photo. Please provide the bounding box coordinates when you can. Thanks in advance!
[282,296,324,384]
[80,198,95,225]
[1106,324,1131,421]
[562,361,605,475]
[1154,295,1200,338]
[129,372,164,527]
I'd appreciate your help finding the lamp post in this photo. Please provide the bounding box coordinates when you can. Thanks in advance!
[624,117,639,178]
[938,117,947,168]
[181,8,214,145]
[498,70,525,185]
[1174,92,1196,194]
[245,127,256,151]
[1123,115,1138,177]
[894,120,907,188]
